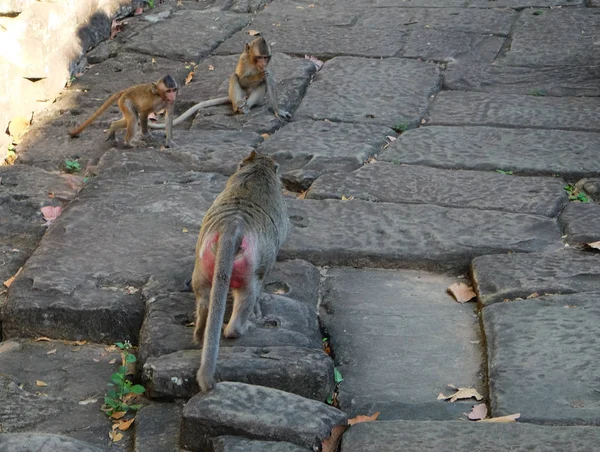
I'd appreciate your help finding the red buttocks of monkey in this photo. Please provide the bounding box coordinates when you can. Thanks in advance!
[201,234,249,289]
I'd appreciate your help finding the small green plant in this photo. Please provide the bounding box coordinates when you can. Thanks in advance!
[326,367,344,406]
[530,89,546,96]
[532,10,544,15]
[495,169,513,175]
[564,184,590,203]
[65,158,81,174]
[147,0,156,7]
[103,341,145,417]
[392,122,410,133]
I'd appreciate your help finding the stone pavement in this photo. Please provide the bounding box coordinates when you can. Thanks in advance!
[1,0,600,450]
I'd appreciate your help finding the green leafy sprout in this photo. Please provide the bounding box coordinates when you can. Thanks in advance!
[564,184,590,203]
[65,158,81,174]
[495,169,513,175]
[103,341,145,417]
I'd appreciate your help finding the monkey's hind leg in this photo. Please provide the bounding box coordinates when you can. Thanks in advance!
[229,74,249,114]
[245,83,266,111]
[105,118,126,142]
[224,280,259,339]
[193,281,211,344]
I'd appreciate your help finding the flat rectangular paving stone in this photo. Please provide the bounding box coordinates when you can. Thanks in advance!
[559,202,600,245]
[306,162,567,217]
[380,126,600,179]
[134,403,182,452]
[212,436,309,451]
[444,64,600,97]
[469,0,585,6]
[295,57,440,128]
[341,420,600,452]
[498,9,600,67]
[471,251,600,306]
[282,198,561,271]
[425,91,600,133]
[483,292,600,425]
[320,267,482,419]
[181,382,347,451]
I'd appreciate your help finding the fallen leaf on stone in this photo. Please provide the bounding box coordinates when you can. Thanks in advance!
[182,228,189,233]
[304,55,324,70]
[105,345,118,352]
[177,0,183,5]
[467,403,488,420]
[261,133,270,139]
[3,267,22,288]
[109,358,117,364]
[36,380,48,387]
[93,358,100,362]
[447,282,476,303]
[526,292,540,299]
[247,30,261,36]
[46,348,57,355]
[151,58,157,64]
[117,418,135,431]
[126,286,139,294]
[110,19,124,39]
[109,430,124,442]
[208,65,215,71]
[320,424,349,452]
[478,413,520,423]
[41,206,63,226]
[341,195,354,201]
[185,71,194,85]
[386,135,397,142]
[35,337,52,342]
[587,241,600,250]
[348,412,380,425]
[111,411,127,420]
[297,191,307,200]
[438,385,483,403]
[309,3,315,7]
[79,397,98,405]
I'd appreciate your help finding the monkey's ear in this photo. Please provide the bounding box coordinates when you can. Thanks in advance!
[248,150,258,160]
[151,83,158,95]
[245,43,251,53]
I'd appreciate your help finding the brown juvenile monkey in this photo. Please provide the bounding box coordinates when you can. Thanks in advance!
[191,150,289,393]
[148,36,290,129]
[69,75,178,147]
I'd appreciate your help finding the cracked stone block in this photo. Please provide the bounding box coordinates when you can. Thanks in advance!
[469,0,584,5]
[212,436,309,451]
[281,198,561,271]
[471,251,600,306]
[180,382,347,451]
[425,92,600,133]
[559,202,600,245]
[296,57,440,129]
[307,162,567,217]
[134,403,182,452]
[142,346,334,401]
[380,126,600,180]
[483,292,600,425]
[0,434,105,452]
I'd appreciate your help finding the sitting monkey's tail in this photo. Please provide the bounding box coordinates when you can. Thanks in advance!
[197,219,244,393]
[147,96,230,129]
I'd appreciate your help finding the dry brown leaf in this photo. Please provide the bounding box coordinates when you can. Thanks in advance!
[35,337,52,342]
[111,411,127,420]
[177,0,183,5]
[478,413,520,423]
[447,282,476,303]
[348,412,380,425]
[467,403,488,420]
[41,206,63,226]
[185,71,194,85]
[182,228,189,233]
[297,191,307,200]
[587,241,600,250]
[109,430,124,442]
[105,345,118,352]
[3,267,22,288]
[261,133,270,139]
[46,348,57,355]
[247,30,261,36]
[526,292,540,299]
[118,418,135,431]
[208,64,215,71]
[109,358,117,364]
[36,380,48,387]
[439,386,483,403]
[321,424,349,452]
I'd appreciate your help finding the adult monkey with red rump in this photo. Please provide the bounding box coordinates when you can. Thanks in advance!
[191,150,289,393]
[147,36,291,129]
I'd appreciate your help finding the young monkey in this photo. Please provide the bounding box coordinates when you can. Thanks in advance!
[69,75,178,147]
[147,37,290,129]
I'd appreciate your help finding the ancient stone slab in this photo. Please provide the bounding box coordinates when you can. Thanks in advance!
[498,9,600,67]
[306,162,567,217]
[212,436,309,451]
[425,92,600,133]
[580,178,600,202]
[559,202,600,245]
[1,171,226,343]
[320,268,481,418]
[281,198,561,271]
[374,0,466,5]
[0,434,105,452]
[483,292,600,424]
[124,9,251,61]
[341,420,600,452]
[134,403,182,452]
[138,292,323,364]
[264,259,321,309]
[142,346,334,401]
[471,251,600,306]
[380,126,600,179]
[444,64,600,97]
[469,0,584,6]
[296,57,440,129]
[180,382,347,451]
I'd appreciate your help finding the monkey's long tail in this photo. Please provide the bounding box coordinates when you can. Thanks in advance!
[68,91,123,137]
[148,96,230,129]
[198,219,244,392]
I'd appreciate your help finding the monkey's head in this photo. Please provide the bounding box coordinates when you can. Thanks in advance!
[156,74,178,104]
[246,37,271,72]
[238,150,279,173]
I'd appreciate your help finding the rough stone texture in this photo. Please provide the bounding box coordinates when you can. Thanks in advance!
[469,0,584,6]
[483,292,600,425]
[499,9,600,67]
[380,126,600,180]
[341,420,600,452]
[262,259,321,309]
[134,403,182,452]
[295,57,440,128]
[212,436,309,452]
[124,9,251,62]
[281,198,561,271]
[320,268,481,418]
[444,64,600,97]
[180,382,348,451]
[559,202,600,245]
[425,92,600,133]
[306,162,567,217]
[0,433,105,452]
[580,178,600,202]
[138,292,323,364]
[471,251,600,306]
[142,346,334,401]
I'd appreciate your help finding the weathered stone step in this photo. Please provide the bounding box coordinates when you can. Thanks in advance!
[306,162,566,217]
[380,126,600,179]
[424,92,600,133]
[181,382,347,451]
[0,433,105,452]
[559,202,600,245]
[212,436,309,451]
[282,198,561,271]
[471,251,600,306]
[340,420,600,452]
[134,404,182,452]
[483,292,600,426]
[142,346,334,401]
[320,267,481,419]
